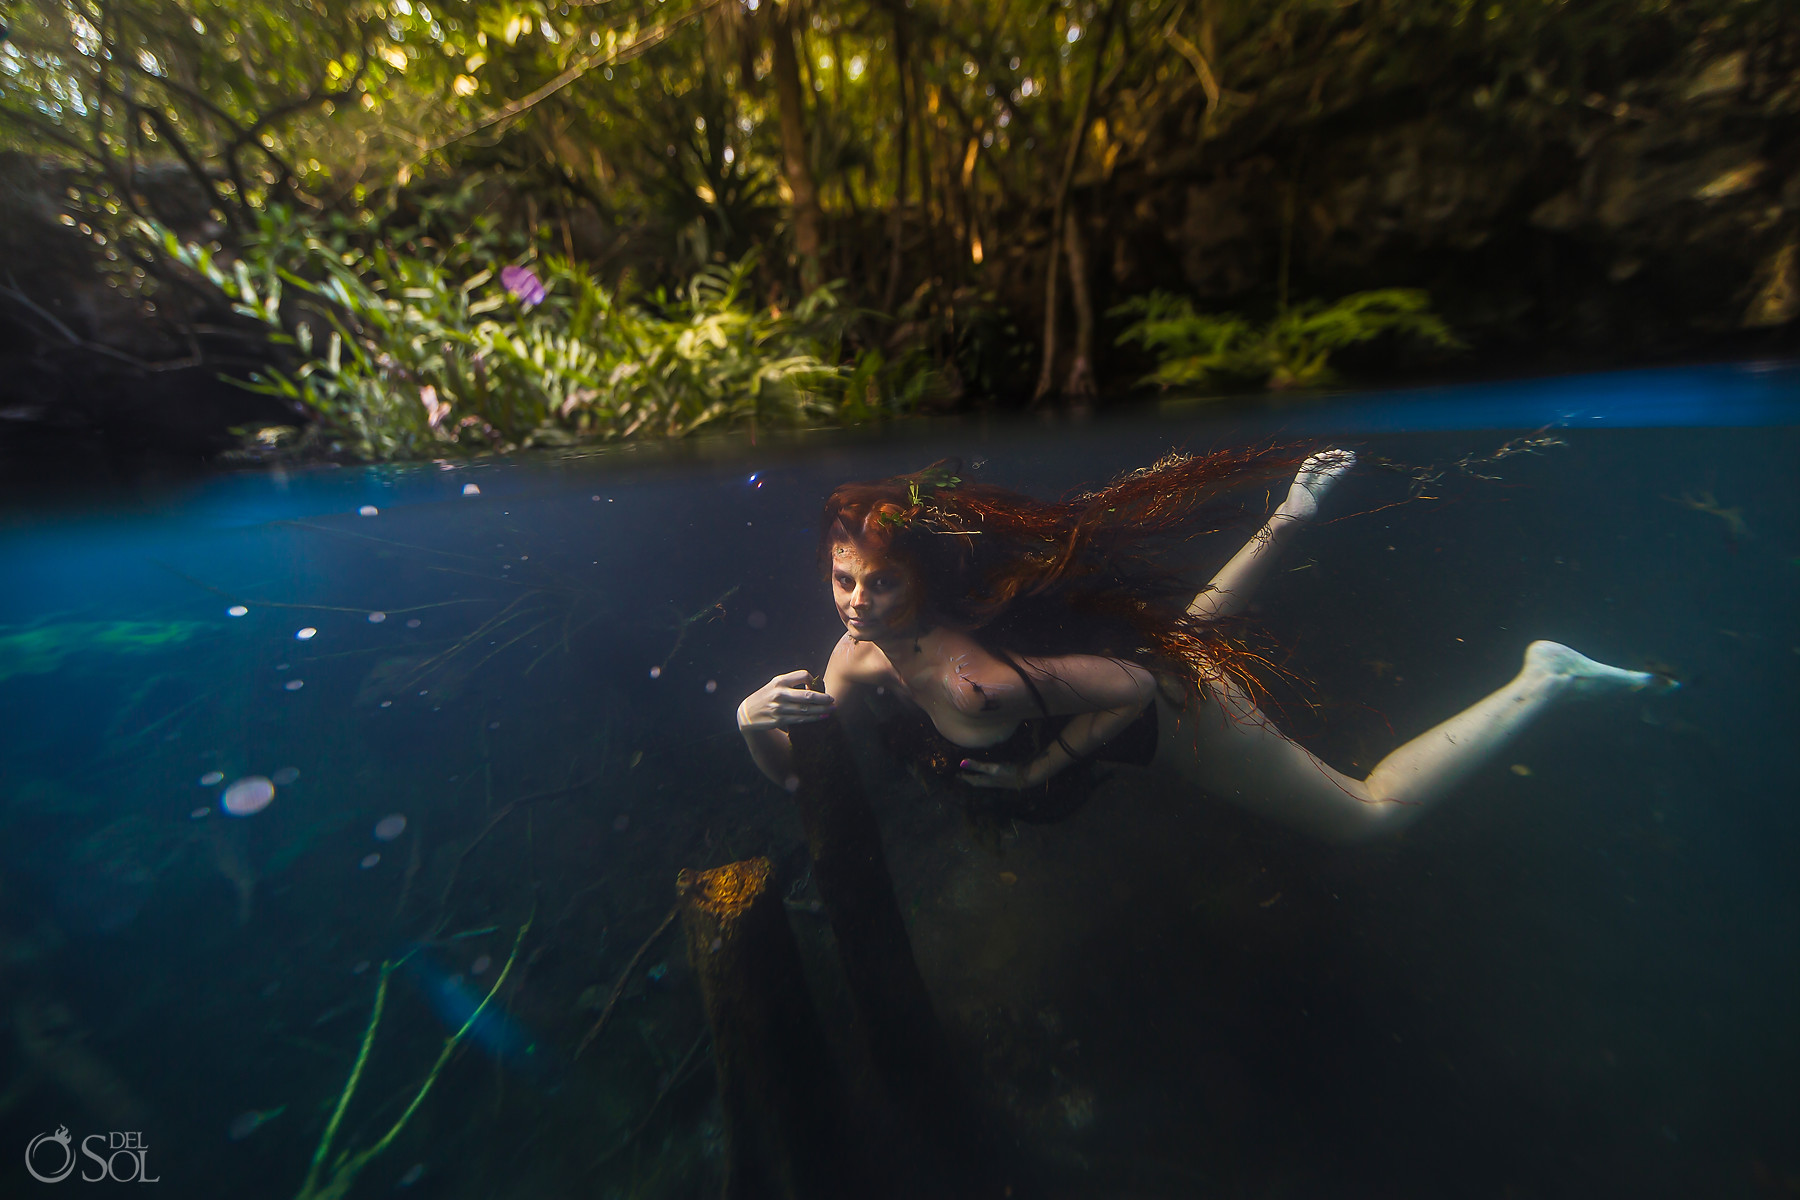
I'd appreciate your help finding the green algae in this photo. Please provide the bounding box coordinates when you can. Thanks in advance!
[0,620,215,684]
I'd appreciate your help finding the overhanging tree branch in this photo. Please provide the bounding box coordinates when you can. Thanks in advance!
[414,0,727,165]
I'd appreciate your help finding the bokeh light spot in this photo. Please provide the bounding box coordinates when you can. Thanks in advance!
[221,776,275,817]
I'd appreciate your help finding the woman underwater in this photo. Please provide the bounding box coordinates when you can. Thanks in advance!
[737,449,1667,843]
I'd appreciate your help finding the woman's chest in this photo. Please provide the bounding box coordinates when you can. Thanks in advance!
[863,635,1038,749]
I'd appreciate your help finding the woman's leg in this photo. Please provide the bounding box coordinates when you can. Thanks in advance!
[1188,449,1357,622]
[1159,641,1667,843]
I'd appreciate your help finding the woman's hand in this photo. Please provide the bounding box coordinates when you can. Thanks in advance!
[737,670,837,732]
[957,757,1043,790]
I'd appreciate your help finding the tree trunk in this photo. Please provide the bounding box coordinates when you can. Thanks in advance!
[769,1,824,294]
[1062,201,1097,398]
[883,6,914,314]
[677,858,869,1199]
[1032,0,1120,405]
[915,67,939,291]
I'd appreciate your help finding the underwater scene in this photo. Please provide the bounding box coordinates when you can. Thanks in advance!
[2,363,1797,1199]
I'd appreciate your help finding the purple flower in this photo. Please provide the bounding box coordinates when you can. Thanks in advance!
[500,264,546,309]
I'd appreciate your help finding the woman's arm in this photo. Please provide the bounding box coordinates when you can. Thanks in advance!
[737,671,810,785]
[736,636,862,786]
[959,654,1157,789]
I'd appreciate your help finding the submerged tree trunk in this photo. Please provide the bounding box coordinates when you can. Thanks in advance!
[784,716,1010,1196]
[769,0,824,294]
[677,858,868,1199]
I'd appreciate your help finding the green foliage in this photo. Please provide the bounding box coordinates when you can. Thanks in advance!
[156,206,877,459]
[1113,290,1463,393]
[5,0,1785,444]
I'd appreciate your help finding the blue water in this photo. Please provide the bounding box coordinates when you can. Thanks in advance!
[2,363,1796,1197]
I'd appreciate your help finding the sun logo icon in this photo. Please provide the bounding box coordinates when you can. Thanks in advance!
[26,1125,75,1183]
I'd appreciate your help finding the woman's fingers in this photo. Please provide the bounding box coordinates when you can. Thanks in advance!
[737,670,836,730]
[956,759,1022,789]
[762,686,834,726]
[773,692,834,713]
[776,687,834,704]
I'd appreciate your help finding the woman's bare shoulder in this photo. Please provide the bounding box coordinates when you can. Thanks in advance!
[825,634,900,688]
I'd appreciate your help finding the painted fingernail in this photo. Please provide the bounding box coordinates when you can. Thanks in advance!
[959,760,974,769]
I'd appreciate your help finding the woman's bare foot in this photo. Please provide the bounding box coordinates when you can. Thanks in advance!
[1276,449,1357,524]
[1523,640,1677,698]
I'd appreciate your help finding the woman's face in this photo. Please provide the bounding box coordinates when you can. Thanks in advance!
[829,543,915,640]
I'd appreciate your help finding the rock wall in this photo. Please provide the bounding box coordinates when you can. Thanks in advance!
[0,154,295,495]
[1083,31,1798,379]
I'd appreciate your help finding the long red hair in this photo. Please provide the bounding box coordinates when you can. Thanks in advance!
[819,446,1311,700]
